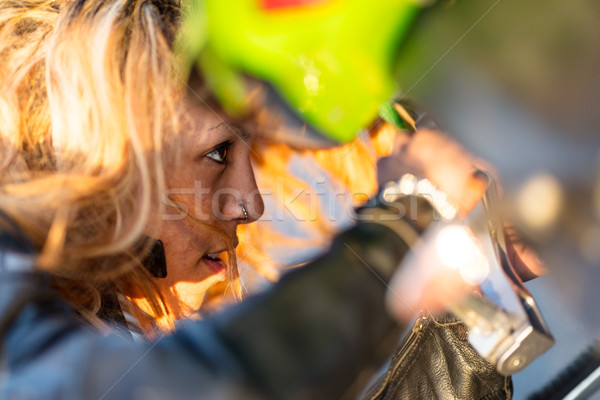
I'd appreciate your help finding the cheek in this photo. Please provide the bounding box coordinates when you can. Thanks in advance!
[157,220,204,281]
[164,166,220,222]
[159,220,197,262]
[194,184,215,221]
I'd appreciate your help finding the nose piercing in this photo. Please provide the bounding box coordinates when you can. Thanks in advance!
[240,203,249,221]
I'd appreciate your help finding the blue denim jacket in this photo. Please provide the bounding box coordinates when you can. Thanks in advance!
[0,222,405,400]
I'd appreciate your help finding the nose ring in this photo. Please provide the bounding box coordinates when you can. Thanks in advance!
[240,203,249,222]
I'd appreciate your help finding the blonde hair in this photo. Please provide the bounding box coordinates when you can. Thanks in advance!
[0,0,396,334]
[0,0,195,332]
[238,117,398,284]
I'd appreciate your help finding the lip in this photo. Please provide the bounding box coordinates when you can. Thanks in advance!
[197,235,238,273]
[200,253,227,276]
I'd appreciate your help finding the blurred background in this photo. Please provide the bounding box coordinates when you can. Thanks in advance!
[394,0,600,398]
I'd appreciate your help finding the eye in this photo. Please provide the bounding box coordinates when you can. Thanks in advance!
[205,141,232,164]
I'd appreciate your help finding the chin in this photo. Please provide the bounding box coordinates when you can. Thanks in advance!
[167,273,228,319]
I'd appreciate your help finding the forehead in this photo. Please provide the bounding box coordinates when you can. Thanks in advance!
[204,121,252,142]
[178,105,251,148]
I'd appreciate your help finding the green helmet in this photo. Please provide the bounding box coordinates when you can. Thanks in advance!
[181,0,424,143]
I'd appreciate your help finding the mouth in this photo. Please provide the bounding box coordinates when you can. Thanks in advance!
[198,235,238,275]
[200,249,228,276]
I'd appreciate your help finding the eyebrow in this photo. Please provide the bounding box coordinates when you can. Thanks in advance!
[208,122,252,142]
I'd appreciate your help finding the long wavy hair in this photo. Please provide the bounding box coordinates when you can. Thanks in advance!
[0,0,214,333]
[237,118,397,286]
[0,0,397,335]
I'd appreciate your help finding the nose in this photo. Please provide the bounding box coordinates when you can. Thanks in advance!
[219,164,264,224]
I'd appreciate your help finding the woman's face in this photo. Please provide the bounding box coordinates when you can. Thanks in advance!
[153,106,264,318]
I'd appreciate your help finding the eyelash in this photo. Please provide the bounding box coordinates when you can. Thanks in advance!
[205,141,233,165]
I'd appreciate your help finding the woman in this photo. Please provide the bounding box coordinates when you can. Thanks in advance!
[0,2,407,398]
[0,0,266,336]
[0,0,540,399]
